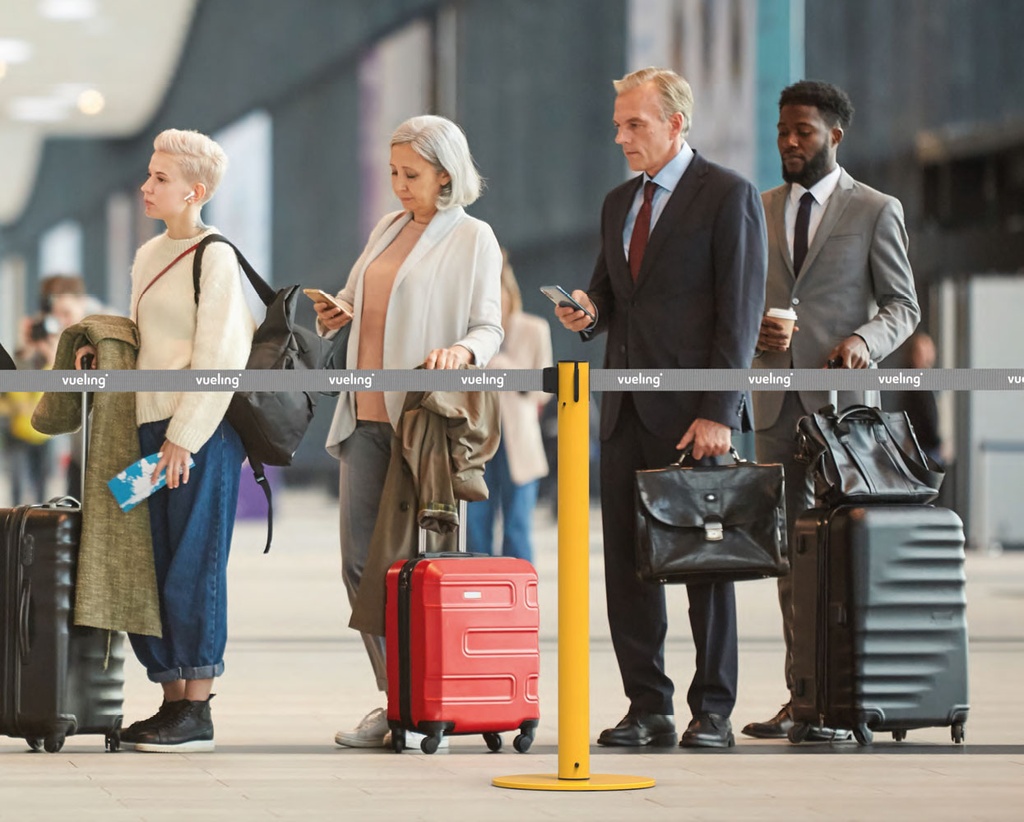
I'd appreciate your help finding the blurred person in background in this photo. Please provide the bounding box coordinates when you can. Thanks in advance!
[0,385,53,504]
[884,331,944,468]
[466,251,552,562]
[0,286,67,505]
[40,274,95,500]
[314,114,503,751]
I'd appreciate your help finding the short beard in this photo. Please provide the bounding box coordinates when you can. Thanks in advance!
[781,142,832,188]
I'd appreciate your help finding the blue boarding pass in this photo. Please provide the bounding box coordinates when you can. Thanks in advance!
[107,452,196,512]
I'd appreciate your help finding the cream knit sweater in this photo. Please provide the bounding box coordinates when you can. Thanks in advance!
[131,227,256,453]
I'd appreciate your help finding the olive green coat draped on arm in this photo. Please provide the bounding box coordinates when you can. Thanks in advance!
[32,315,161,637]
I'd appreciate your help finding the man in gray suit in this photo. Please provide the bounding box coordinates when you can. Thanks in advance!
[743,80,920,740]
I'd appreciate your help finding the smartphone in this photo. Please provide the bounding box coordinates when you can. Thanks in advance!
[539,285,594,320]
[303,288,352,316]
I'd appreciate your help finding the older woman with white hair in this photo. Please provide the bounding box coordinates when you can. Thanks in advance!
[76,128,256,753]
[313,114,503,749]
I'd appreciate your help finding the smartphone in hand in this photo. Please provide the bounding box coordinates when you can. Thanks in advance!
[303,288,353,317]
[539,285,594,320]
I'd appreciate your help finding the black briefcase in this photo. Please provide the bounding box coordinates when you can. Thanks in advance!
[634,450,789,584]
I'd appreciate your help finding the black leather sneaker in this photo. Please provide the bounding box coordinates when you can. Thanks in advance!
[134,697,215,753]
[121,700,183,745]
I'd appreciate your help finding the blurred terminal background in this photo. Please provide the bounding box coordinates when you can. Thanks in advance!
[1,0,1023,551]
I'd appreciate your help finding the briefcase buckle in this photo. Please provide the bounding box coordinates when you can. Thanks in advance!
[703,518,724,542]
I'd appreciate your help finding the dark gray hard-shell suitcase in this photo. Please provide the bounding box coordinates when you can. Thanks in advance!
[789,505,969,745]
[0,393,124,752]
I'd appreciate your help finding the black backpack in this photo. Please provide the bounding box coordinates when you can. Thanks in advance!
[192,234,321,552]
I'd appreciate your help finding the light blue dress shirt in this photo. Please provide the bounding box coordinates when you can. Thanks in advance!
[620,142,695,261]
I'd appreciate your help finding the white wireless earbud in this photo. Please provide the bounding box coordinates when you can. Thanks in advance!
[184,193,195,202]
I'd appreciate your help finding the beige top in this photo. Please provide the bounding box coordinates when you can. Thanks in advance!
[356,218,428,421]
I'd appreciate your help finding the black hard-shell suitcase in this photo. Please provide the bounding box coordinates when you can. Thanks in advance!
[789,505,969,745]
[1,391,124,752]
[1,499,125,752]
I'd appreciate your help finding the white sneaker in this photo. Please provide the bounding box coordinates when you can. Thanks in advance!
[334,707,389,748]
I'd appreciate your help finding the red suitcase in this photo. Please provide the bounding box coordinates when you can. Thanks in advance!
[385,552,540,754]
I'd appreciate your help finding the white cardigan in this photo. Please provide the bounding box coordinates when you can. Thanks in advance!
[324,206,503,454]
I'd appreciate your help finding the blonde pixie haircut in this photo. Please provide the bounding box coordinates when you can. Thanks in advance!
[391,115,483,209]
[153,128,228,204]
[613,67,694,137]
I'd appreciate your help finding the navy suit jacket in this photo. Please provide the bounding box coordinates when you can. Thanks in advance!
[585,151,768,441]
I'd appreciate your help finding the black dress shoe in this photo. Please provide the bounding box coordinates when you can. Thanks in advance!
[598,712,677,747]
[680,712,735,748]
[742,703,852,742]
[741,704,793,739]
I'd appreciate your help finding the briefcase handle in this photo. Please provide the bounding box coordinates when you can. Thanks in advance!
[672,446,746,468]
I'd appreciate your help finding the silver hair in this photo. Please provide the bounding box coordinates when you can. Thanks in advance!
[153,129,228,204]
[613,67,694,137]
[390,115,483,209]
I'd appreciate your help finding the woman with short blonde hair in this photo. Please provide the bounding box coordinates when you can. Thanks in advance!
[77,127,255,753]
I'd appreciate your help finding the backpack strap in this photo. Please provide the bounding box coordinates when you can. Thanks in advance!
[191,234,275,306]
[249,456,274,554]
[191,233,278,553]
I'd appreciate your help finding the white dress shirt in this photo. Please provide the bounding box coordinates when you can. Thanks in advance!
[784,164,842,259]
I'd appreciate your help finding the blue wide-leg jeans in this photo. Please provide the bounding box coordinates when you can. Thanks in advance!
[129,418,245,682]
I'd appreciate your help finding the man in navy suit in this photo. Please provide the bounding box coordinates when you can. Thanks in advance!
[555,67,766,748]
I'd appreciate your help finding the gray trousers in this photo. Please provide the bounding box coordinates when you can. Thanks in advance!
[337,421,393,692]
[755,392,815,693]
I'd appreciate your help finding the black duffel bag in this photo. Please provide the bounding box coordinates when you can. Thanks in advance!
[796,404,943,507]
[634,449,789,585]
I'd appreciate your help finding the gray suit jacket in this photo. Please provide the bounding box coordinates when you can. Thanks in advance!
[752,168,920,429]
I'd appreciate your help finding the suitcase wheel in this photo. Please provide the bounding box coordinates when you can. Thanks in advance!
[513,733,533,753]
[105,731,122,753]
[951,723,965,744]
[43,734,65,753]
[786,723,810,744]
[26,737,44,753]
[484,732,503,752]
[514,720,538,753]
[892,730,907,742]
[420,733,442,755]
[390,729,406,753]
[852,725,873,746]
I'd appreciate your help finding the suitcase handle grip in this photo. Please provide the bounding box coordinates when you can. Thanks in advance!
[18,580,32,661]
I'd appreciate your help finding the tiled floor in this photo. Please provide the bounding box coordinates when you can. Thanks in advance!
[2,489,1023,820]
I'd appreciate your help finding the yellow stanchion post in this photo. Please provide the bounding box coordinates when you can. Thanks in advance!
[493,361,655,792]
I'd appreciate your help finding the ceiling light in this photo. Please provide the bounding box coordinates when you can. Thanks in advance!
[77,89,105,115]
[0,39,34,64]
[39,0,98,21]
[9,97,72,123]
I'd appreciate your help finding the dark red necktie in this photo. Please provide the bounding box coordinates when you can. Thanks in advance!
[628,181,657,281]
[793,190,814,275]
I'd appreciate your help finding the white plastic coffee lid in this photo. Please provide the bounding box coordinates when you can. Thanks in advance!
[766,307,798,320]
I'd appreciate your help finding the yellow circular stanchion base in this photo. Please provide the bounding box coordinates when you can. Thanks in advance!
[492,774,655,791]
